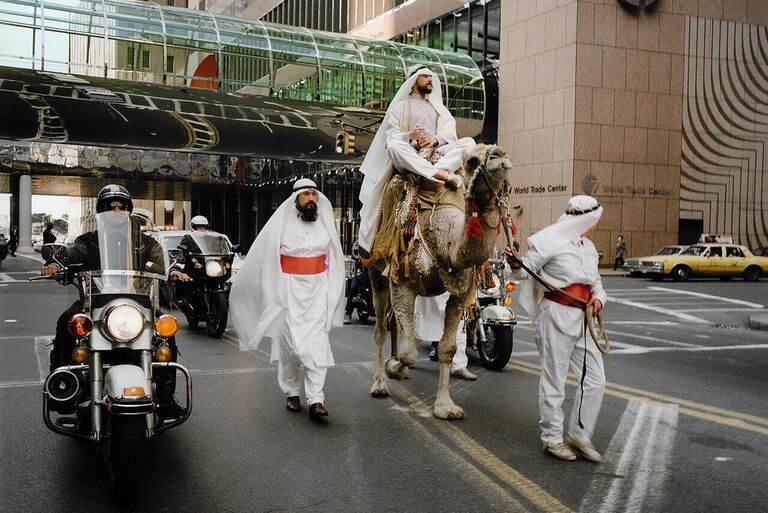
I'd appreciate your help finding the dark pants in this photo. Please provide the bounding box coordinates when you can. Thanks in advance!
[614,256,624,271]
[345,275,360,314]
[51,300,178,405]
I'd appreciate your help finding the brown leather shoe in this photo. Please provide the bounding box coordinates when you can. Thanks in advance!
[286,396,301,412]
[309,402,328,419]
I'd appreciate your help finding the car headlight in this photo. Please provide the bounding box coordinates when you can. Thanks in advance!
[105,304,145,342]
[205,259,225,277]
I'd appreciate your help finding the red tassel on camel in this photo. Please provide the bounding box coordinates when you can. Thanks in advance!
[465,203,483,238]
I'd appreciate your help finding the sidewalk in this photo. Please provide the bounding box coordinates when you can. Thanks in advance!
[598,268,630,277]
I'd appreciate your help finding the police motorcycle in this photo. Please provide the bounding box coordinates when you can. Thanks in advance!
[36,212,191,503]
[465,256,517,371]
[170,231,234,337]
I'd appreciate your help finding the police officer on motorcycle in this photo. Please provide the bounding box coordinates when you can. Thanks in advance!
[344,242,369,324]
[173,215,209,314]
[41,184,187,418]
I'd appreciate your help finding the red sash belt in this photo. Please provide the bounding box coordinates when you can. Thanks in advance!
[280,254,326,275]
[544,283,592,309]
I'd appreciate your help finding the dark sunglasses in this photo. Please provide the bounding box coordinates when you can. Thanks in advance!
[108,200,127,210]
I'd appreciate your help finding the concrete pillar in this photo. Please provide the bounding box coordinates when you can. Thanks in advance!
[18,174,32,251]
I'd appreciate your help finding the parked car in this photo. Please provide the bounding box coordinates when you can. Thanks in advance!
[628,243,768,281]
[625,245,688,276]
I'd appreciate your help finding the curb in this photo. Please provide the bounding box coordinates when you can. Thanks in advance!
[748,313,768,331]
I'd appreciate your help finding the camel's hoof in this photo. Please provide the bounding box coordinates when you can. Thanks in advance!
[370,385,389,398]
[433,403,465,420]
[385,358,409,379]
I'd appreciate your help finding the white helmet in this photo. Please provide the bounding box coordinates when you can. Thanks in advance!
[190,215,209,230]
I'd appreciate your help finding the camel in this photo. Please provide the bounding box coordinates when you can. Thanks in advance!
[366,143,512,419]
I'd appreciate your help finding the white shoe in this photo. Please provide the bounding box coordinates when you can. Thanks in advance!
[543,442,577,461]
[565,434,603,463]
[450,368,478,381]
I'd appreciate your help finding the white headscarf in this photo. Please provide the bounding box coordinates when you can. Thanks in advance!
[357,65,454,252]
[526,195,603,259]
[518,195,603,323]
[230,178,345,353]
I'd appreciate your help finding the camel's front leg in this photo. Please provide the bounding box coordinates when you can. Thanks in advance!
[433,294,466,420]
[370,277,391,397]
[385,282,417,379]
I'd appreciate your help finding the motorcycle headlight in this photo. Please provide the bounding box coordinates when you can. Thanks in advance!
[205,259,225,277]
[104,304,145,342]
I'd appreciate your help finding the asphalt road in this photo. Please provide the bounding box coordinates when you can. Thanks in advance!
[1,253,767,513]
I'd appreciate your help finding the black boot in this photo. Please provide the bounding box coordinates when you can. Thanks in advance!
[429,342,438,362]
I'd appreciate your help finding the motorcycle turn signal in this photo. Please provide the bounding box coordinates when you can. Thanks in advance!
[155,342,172,362]
[71,343,89,363]
[155,314,178,338]
[67,314,93,338]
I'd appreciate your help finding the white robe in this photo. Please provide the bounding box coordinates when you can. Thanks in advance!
[357,66,474,253]
[230,191,345,367]
[515,238,607,445]
[280,212,335,368]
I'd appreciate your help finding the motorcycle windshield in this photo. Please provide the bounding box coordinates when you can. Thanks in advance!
[95,212,166,277]
[188,232,232,256]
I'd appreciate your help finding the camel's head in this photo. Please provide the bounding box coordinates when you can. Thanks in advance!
[462,144,511,205]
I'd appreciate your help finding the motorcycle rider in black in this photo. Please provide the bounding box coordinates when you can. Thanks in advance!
[41,185,188,418]
[174,215,209,315]
[344,243,366,324]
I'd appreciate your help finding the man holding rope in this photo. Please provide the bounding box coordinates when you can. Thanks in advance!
[504,195,606,463]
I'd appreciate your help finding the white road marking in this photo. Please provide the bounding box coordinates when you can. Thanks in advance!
[581,400,678,513]
[0,379,41,389]
[3,319,17,323]
[609,321,679,326]
[646,286,764,308]
[678,308,768,312]
[610,344,768,355]
[604,329,700,348]
[34,336,52,383]
[608,296,709,323]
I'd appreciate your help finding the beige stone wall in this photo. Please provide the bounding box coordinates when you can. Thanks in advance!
[499,0,579,247]
[503,0,768,261]
[568,0,688,259]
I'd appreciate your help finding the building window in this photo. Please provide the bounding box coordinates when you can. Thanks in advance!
[166,55,175,73]
[141,50,150,69]
[127,47,135,68]
[167,0,174,5]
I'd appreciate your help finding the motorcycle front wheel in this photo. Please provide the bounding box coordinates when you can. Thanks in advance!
[102,415,146,505]
[478,324,514,371]
[206,292,229,338]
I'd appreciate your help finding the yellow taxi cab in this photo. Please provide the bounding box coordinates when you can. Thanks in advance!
[631,243,768,282]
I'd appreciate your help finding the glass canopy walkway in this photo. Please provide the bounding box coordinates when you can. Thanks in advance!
[0,0,484,123]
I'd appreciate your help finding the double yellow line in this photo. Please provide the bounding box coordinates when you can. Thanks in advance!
[510,359,768,437]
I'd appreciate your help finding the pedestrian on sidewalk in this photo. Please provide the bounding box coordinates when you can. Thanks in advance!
[613,235,627,271]
[9,226,18,256]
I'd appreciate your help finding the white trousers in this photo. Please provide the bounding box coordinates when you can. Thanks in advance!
[388,137,476,179]
[276,333,328,405]
[414,294,468,372]
[535,301,605,446]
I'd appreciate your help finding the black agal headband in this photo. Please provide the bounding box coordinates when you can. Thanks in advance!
[565,203,601,216]
[408,65,430,78]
